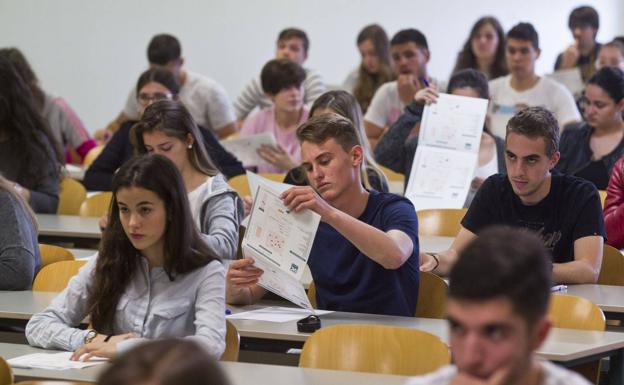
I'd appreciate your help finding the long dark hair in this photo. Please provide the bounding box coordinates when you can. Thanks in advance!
[0,55,63,181]
[89,154,219,332]
[453,17,507,79]
[353,24,395,113]
[0,48,45,110]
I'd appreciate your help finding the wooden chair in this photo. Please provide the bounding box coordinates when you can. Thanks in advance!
[57,178,87,215]
[79,192,112,217]
[227,173,286,197]
[38,244,75,268]
[417,208,467,237]
[299,324,450,375]
[32,260,87,292]
[599,189,607,208]
[82,144,104,168]
[221,320,240,362]
[549,294,605,384]
[377,165,405,183]
[416,272,448,319]
[598,245,624,286]
[307,281,317,309]
[14,382,92,385]
[0,356,11,385]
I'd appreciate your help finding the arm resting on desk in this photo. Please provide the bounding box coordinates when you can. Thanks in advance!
[553,235,603,284]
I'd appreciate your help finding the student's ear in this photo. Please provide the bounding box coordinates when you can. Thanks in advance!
[179,57,185,68]
[531,316,552,351]
[423,48,431,63]
[548,150,561,170]
[186,133,194,149]
[535,48,542,60]
[350,145,364,166]
[617,98,624,113]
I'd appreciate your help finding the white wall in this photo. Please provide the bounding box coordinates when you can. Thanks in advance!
[0,0,622,132]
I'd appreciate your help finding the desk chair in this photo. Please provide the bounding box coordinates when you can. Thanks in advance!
[299,324,450,375]
[14,382,92,385]
[598,245,624,286]
[599,190,607,208]
[221,320,240,362]
[307,281,317,309]
[416,272,448,319]
[550,294,606,384]
[79,192,112,217]
[227,173,286,197]
[416,208,467,237]
[39,244,75,268]
[82,145,104,168]
[378,165,405,193]
[57,178,87,215]
[33,260,87,292]
[0,356,11,385]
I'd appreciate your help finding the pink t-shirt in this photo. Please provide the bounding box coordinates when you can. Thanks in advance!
[240,105,310,173]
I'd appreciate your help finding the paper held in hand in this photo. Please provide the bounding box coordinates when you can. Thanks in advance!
[405,93,488,210]
[221,132,278,168]
[242,184,320,310]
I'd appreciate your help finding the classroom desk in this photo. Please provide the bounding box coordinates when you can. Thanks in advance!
[36,214,101,248]
[566,284,624,320]
[0,343,409,385]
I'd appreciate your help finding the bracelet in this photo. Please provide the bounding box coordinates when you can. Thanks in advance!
[428,253,440,271]
[104,334,113,342]
[13,182,22,194]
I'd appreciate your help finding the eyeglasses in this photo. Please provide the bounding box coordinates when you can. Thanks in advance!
[138,92,174,105]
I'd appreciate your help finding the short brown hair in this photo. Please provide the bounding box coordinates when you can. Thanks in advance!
[506,106,559,157]
[260,59,306,95]
[296,113,360,153]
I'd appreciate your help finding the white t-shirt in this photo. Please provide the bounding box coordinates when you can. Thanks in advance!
[406,361,591,385]
[123,71,236,133]
[488,75,581,138]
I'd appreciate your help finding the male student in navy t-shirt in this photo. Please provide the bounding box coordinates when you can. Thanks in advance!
[421,107,605,284]
[226,113,420,316]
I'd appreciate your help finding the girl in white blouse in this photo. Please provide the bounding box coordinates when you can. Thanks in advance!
[26,154,226,359]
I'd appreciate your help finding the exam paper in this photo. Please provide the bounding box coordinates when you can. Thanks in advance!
[227,306,332,322]
[246,170,293,199]
[8,352,107,370]
[221,133,278,168]
[405,93,487,210]
[546,68,584,97]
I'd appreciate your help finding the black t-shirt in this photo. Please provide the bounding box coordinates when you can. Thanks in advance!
[575,160,611,190]
[462,172,605,263]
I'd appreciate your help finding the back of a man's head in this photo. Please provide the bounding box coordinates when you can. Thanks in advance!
[390,28,429,50]
[507,22,540,50]
[147,34,182,65]
[449,227,553,326]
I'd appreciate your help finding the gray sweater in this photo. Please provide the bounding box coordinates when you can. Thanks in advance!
[0,190,41,289]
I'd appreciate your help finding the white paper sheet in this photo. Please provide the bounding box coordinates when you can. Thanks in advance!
[489,102,517,139]
[546,68,584,96]
[246,170,293,199]
[405,93,487,211]
[221,133,278,168]
[227,306,332,322]
[8,352,107,370]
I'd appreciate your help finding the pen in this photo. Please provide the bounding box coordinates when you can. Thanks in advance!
[225,309,232,315]
[421,77,430,87]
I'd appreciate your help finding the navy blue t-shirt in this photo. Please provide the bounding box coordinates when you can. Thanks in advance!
[308,190,420,316]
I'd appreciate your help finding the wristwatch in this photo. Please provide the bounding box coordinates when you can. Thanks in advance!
[84,329,98,344]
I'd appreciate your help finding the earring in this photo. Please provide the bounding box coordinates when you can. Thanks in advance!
[188,144,193,149]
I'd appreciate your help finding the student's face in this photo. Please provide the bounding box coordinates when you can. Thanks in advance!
[276,37,307,65]
[471,22,499,61]
[137,81,175,116]
[505,132,559,205]
[583,84,624,128]
[505,38,540,78]
[448,297,550,382]
[571,25,597,49]
[142,130,193,177]
[116,186,167,256]
[300,138,363,203]
[391,42,429,77]
[358,39,381,74]
[270,84,304,113]
[597,46,624,71]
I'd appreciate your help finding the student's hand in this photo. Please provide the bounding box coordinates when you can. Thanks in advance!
[281,186,334,221]
[94,128,112,145]
[471,176,485,190]
[397,74,420,105]
[98,214,108,232]
[243,195,253,217]
[227,257,264,289]
[257,144,297,171]
[414,86,439,105]
[70,333,135,361]
[559,44,580,69]
[419,252,437,272]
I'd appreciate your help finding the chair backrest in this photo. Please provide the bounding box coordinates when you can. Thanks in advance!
[417,208,467,237]
[307,281,317,309]
[14,382,92,385]
[32,260,87,292]
[79,192,113,217]
[57,178,87,215]
[549,294,605,331]
[416,272,448,319]
[599,190,607,208]
[299,324,450,376]
[39,244,75,268]
[83,144,105,168]
[598,244,624,286]
[227,173,286,197]
[221,320,240,362]
[0,356,11,385]
[377,165,405,183]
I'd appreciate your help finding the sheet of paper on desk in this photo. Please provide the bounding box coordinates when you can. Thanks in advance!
[221,133,278,168]
[243,185,320,309]
[227,306,332,322]
[8,352,107,370]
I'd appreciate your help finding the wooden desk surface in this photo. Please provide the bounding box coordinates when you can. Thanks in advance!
[36,214,101,239]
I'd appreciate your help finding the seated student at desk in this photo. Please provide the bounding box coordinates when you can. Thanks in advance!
[26,155,226,359]
[420,107,605,284]
[408,227,591,385]
[0,175,41,290]
[227,114,420,316]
